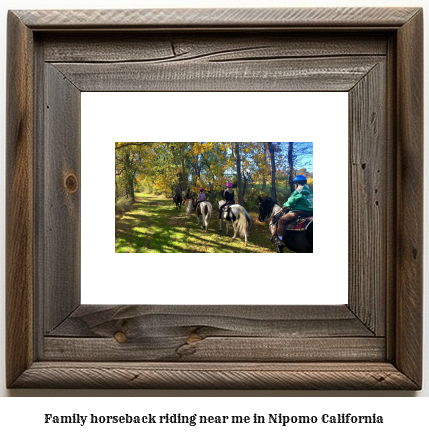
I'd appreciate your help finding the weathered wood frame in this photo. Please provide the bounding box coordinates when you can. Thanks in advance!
[6,8,423,389]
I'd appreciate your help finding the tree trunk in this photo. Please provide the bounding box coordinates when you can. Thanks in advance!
[288,141,295,193]
[242,171,247,198]
[180,144,187,190]
[127,174,135,202]
[269,142,276,201]
[123,149,135,202]
[235,142,244,205]
[262,142,268,191]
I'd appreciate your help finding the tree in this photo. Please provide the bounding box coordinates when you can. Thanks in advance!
[262,142,269,191]
[288,141,295,192]
[269,142,313,193]
[235,142,244,205]
[115,142,312,209]
[268,142,277,201]
[115,142,151,202]
[169,142,191,191]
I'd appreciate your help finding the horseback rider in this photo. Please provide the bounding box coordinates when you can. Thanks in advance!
[194,188,206,210]
[175,185,182,197]
[183,188,192,204]
[218,182,235,218]
[272,175,313,247]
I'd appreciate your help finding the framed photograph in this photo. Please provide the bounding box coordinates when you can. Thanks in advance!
[6,7,423,389]
[82,92,347,306]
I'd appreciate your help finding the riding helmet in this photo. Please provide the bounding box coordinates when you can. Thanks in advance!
[292,175,307,185]
[226,182,232,188]
[200,188,204,191]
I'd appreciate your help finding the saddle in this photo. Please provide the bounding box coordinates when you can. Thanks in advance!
[222,201,234,209]
[222,206,234,221]
[285,216,313,232]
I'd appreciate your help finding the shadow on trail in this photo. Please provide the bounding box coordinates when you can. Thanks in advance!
[115,193,276,253]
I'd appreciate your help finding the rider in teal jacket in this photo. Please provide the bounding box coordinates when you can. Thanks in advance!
[273,175,313,247]
[283,184,313,211]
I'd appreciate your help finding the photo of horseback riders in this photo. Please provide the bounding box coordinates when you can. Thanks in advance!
[115,142,313,253]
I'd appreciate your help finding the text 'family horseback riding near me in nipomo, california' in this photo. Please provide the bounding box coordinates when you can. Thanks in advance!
[44,412,384,427]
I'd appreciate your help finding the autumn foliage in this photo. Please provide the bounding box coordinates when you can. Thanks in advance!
[115,142,313,209]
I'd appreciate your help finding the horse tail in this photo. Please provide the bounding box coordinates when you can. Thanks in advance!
[201,203,206,224]
[185,199,192,218]
[236,206,251,238]
[201,202,212,229]
[205,202,212,228]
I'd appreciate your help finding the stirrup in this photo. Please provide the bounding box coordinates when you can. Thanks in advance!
[272,235,285,247]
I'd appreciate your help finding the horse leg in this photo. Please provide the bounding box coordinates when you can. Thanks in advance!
[201,205,206,231]
[219,218,222,232]
[231,222,237,240]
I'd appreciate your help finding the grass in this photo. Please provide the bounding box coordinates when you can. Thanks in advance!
[115,193,280,253]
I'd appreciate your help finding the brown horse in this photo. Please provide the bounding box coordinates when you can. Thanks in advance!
[173,194,183,211]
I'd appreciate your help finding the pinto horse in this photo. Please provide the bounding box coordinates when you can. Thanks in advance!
[258,196,313,253]
[218,200,251,246]
[196,201,212,232]
[173,194,183,211]
[184,198,193,218]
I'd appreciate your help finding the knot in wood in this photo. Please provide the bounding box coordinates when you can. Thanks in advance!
[65,174,78,193]
[186,333,203,344]
[114,331,128,343]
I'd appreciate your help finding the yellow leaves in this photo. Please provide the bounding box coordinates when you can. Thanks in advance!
[116,142,312,199]
[188,142,215,156]
[154,178,169,193]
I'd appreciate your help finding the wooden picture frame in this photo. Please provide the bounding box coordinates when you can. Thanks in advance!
[6,7,423,389]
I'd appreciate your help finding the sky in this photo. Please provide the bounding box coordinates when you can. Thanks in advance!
[279,141,313,172]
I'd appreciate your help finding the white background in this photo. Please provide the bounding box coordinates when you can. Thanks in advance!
[0,0,427,427]
[82,92,348,305]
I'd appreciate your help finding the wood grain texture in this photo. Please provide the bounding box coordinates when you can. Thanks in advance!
[47,305,375,338]
[43,64,81,333]
[6,7,423,390]
[395,9,423,388]
[44,337,385,362]
[42,33,388,63]
[14,8,421,29]
[348,62,386,335]
[52,56,384,92]
[384,33,398,364]
[44,305,381,362]
[11,362,419,390]
[6,11,35,388]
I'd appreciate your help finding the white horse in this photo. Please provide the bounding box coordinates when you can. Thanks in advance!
[184,198,193,218]
[218,200,251,246]
[196,201,212,232]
